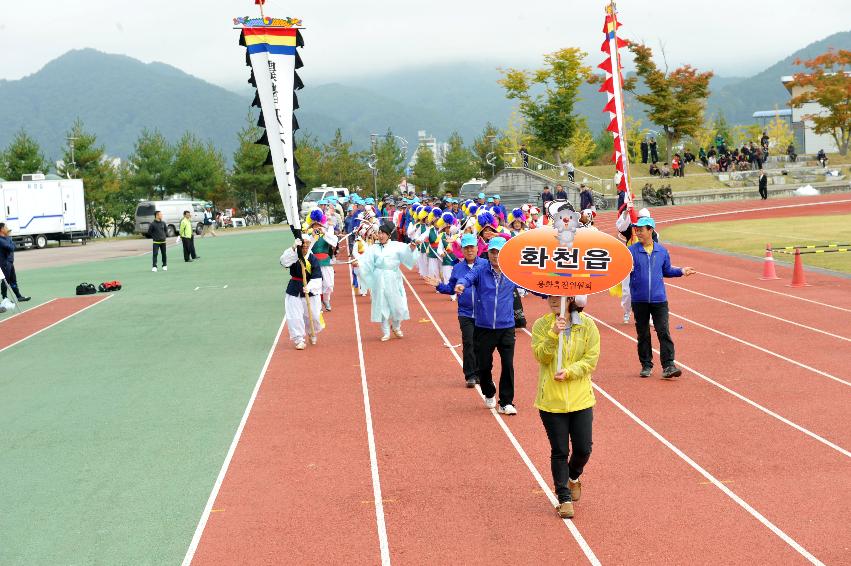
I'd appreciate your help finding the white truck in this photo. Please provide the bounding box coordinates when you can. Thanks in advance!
[0,173,88,249]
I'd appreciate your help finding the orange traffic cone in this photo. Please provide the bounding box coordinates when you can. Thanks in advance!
[760,243,780,280]
[788,249,810,288]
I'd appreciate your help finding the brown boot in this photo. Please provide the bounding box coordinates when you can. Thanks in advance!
[556,501,574,519]
[568,479,582,502]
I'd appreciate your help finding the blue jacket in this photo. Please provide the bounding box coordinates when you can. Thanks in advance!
[0,236,14,271]
[459,261,519,329]
[628,241,683,303]
[436,257,488,318]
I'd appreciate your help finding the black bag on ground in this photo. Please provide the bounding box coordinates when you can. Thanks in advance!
[513,289,527,329]
[76,283,96,295]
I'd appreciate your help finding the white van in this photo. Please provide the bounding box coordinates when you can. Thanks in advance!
[135,200,206,238]
[300,185,349,216]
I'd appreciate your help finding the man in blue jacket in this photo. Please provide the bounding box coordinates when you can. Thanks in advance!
[455,236,520,414]
[0,223,31,303]
[628,217,695,379]
[425,233,488,388]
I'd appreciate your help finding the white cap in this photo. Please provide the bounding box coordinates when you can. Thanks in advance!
[638,207,651,218]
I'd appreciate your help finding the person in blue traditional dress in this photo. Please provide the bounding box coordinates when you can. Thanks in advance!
[357,220,418,342]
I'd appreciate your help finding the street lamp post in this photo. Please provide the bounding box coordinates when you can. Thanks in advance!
[368,133,378,202]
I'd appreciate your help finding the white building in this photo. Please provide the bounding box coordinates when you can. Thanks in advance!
[782,75,840,154]
[407,130,449,170]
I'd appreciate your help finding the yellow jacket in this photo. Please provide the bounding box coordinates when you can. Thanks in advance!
[179,217,193,238]
[531,312,599,413]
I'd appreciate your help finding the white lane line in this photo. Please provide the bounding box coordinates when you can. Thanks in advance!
[403,276,601,566]
[655,199,851,225]
[515,327,825,564]
[583,319,850,459]
[0,298,57,325]
[692,274,851,314]
[349,266,392,565]
[667,311,851,388]
[181,317,287,566]
[667,283,851,343]
[0,296,111,354]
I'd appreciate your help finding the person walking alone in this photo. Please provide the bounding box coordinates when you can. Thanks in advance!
[531,295,600,519]
[629,217,695,378]
[180,210,198,262]
[0,223,31,302]
[758,169,768,200]
[455,236,520,415]
[147,211,168,272]
[201,205,217,237]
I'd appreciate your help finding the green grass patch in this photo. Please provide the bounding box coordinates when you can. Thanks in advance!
[0,230,293,564]
[663,215,851,274]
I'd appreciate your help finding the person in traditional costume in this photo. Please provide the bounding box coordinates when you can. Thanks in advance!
[528,206,542,229]
[424,207,444,280]
[351,221,377,297]
[436,212,460,297]
[358,220,418,341]
[306,209,339,312]
[506,208,528,237]
[280,235,324,350]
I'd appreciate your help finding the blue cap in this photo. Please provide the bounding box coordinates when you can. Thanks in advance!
[634,217,656,228]
[487,236,507,252]
[460,234,478,248]
[365,197,375,204]
[478,192,485,199]
[493,194,501,200]
[487,197,494,203]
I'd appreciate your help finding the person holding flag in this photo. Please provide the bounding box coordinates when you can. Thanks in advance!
[279,235,324,350]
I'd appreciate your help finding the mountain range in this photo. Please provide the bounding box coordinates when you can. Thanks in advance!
[0,30,848,166]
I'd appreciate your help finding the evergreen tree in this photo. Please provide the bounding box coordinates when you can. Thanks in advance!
[411,144,442,192]
[127,129,173,200]
[441,132,477,192]
[322,129,370,190]
[170,132,226,202]
[294,133,324,200]
[375,129,406,195]
[472,123,504,180]
[0,130,50,180]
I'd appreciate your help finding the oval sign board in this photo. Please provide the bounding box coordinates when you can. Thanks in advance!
[497,228,633,296]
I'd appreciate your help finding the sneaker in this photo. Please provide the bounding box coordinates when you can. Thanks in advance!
[324,302,332,312]
[392,328,404,338]
[450,294,457,302]
[295,342,306,350]
[475,377,480,384]
[639,366,652,378]
[163,266,168,271]
[483,396,496,409]
[152,267,158,272]
[17,296,31,302]
[568,479,582,502]
[662,365,683,379]
[310,335,317,345]
[623,313,630,324]
[498,404,518,415]
[380,334,391,342]
[465,378,476,388]
[556,501,575,519]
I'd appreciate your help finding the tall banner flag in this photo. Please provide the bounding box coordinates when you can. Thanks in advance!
[235,15,305,235]
[598,2,638,223]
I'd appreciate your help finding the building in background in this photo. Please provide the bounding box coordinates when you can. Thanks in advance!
[782,75,840,154]
[406,130,449,171]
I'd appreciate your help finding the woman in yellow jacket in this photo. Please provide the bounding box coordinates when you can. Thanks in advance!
[531,295,600,519]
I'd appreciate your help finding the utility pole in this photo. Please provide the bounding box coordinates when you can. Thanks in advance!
[66,135,78,179]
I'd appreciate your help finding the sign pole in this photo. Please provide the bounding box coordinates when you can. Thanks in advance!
[556,296,566,372]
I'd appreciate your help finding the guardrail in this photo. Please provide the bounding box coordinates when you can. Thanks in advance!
[503,152,611,195]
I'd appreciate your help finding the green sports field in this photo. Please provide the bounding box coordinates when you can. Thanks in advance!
[662,215,851,274]
[0,230,292,564]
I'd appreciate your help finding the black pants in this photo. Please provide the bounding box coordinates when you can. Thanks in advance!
[459,316,477,382]
[539,408,594,503]
[152,242,167,267]
[181,236,197,261]
[632,301,675,368]
[474,326,515,406]
[759,185,768,200]
[0,264,22,299]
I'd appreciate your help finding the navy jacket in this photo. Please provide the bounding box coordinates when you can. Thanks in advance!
[628,241,683,303]
[286,253,323,298]
[0,236,14,272]
[459,261,519,329]
[436,256,488,319]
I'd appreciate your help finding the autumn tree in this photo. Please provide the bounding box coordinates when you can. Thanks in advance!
[498,48,593,164]
[0,130,50,180]
[628,43,713,163]
[788,49,851,155]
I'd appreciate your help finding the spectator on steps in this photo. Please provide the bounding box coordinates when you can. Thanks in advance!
[555,184,568,200]
[541,185,554,206]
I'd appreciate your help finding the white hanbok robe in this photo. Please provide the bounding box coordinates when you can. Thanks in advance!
[358,241,416,324]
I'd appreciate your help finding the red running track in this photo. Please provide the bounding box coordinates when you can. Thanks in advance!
[0,295,110,353]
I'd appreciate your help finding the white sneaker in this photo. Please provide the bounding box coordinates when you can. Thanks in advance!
[484,396,496,409]
[392,328,403,338]
[310,335,317,345]
[498,404,518,415]
[295,342,306,350]
[381,334,391,342]
[163,266,168,271]
[152,267,157,272]
[623,313,630,324]
[450,294,457,302]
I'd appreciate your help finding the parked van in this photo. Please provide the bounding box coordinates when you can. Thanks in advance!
[458,178,489,201]
[300,185,349,216]
[135,200,206,238]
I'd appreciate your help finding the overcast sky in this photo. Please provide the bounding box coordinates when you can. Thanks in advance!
[1,1,849,88]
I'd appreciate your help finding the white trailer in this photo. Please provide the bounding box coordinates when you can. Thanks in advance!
[0,174,88,249]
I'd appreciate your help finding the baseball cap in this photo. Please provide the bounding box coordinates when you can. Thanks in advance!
[460,233,477,248]
[487,236,507,252]
[487,197,494,203]
[634,217,656,229]
[478,192,485,199]
[493,194,501,200]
